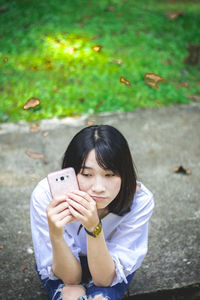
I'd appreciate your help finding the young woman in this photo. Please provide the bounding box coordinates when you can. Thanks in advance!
[30,125,154,300]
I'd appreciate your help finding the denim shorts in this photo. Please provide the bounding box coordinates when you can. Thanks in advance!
[36,256,135,300]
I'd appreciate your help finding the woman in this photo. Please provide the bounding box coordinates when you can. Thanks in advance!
[30,125,154,300]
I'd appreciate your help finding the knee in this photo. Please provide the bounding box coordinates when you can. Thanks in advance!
[62,285,86,300]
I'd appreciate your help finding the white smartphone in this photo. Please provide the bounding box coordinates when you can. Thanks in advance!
[47,167,79,198]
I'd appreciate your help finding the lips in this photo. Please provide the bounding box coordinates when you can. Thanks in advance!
[91,196,106,201]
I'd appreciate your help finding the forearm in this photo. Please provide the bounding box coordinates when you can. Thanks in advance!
[87,231,116,286]
[51,236,82,284]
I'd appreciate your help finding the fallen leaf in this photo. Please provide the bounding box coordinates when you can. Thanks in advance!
[3,57,8,62]
[95,100,104,109]
[23,98,40,110]
[78,98,85,103]
[120,76,131,86]
[172,165,191,175]
[26,151,48,164]
[86,119,95,126]
[0,245,3,250]
[93,45,102,52]
[187,94,200,102]
[176,82,190,88]
[0,6,8,13]
[184,44,200,66]
[144,73,166,89]
[30,123,40,133]
[21,263,27,272]
[42,131,49,137]
[104,6,116,12]
[166,11,184,20]
[113,59,123,65]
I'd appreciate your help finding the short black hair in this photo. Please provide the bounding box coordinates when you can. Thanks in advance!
[62,125,137,216]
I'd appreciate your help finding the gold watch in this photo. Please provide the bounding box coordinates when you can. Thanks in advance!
[84,221,102,238]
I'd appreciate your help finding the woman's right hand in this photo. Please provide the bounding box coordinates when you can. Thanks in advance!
[46,195,76,239]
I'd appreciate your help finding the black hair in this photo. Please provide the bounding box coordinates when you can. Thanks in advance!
[62,125,137,216]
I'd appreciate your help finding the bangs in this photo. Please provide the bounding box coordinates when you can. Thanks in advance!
[94,141,121,175]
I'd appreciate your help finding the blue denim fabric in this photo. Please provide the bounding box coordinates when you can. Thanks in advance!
[36,256,135,300]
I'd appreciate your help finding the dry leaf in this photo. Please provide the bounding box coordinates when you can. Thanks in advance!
[187,94,200,102]
[104,6,116,12]
[21,263,27,272]
[184,44,200,66]
[120,76,131,86]
[23,98,40,110]
[114,59,123,65]
[173,165,191,175]
[166,11,184,20]
[78,98,85,103]
[26,151,48,164]
[3,57,8,62]
[0,245,3,250]
[176,82,190,88]
[30,123,40,133]
[93,45,102,52]
[144,73,166,89]
[87,119,95,126]
[42,131,49,137]
[95,100,104,109]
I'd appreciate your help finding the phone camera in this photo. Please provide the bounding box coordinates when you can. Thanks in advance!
[60,176,64,181]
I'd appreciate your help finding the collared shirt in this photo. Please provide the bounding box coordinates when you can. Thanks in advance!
[30,178,154,286]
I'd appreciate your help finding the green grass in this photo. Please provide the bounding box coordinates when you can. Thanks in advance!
[0,0,200,122]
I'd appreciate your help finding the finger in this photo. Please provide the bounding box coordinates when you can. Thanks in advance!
[56,208,72,221]
[73,190,94,203]
[57,215,76,227]
[67,192,90,209]
[67,198,88,215]
[52,201,69,214]
[48,195,68,208]
[68,204,86,223]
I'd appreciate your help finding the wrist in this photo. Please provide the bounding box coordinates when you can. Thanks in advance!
[84,220,102,238]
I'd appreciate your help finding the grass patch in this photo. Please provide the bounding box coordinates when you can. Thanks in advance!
[0,0,200,122]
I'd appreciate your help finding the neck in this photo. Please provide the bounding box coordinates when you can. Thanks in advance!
[98,208,109,219]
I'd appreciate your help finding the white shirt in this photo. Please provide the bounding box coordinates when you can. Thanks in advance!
[30,178,154,286]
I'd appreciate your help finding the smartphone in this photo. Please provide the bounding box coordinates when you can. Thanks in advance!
[47,167,79,198]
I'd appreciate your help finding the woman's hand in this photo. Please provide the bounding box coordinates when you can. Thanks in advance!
[46,195,76,239]
[66,191,100,232]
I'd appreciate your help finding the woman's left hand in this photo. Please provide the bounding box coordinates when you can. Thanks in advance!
[66,191,100,232]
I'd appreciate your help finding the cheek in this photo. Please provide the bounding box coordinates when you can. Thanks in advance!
[110,178,121,196]
[77,175,90,192]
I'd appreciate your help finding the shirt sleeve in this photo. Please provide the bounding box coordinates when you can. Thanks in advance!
[107,192,154,286]
[30,179,81,280]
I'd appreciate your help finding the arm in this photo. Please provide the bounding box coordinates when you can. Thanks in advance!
[67,191,116,286]
[46,196,82,284]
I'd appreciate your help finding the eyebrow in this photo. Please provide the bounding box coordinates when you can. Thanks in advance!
[81,166,93,170]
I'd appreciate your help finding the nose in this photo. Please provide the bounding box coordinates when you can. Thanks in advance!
[91,176,106,194]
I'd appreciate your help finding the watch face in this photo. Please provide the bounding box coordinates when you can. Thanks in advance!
[94,223,102,237]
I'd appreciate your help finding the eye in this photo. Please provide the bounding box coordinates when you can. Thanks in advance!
[82,173,92,177]
[105,173,115,177]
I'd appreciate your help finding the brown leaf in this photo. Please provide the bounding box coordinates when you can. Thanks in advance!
[23,98,40,110]
[120,76,131,86]
[114,59,123,65]
[3,57,8,62]
[93,45,102,52]
[144,73,166,89]
[26,151,48,164]
[104,6,116,12]
[30,123,40,133]
[166,11,184,20]
[95,100,104,109]
[184,44,200,66]
[42,131,49,137]
[187,94,200,102]
[172,165,191,175]
[0,245,3,250]
[176,82,190,88]
[0,6,8,13]
[21,263,27,272]
[78,98,85,103]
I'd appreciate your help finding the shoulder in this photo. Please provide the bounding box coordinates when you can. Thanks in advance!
[126,181,154,220]
[31,177,52,208]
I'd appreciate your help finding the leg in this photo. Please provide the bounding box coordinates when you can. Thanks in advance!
[86,272,135,300]
[62,285,86,300]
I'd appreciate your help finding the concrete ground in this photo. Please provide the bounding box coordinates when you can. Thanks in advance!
[0,103,199,299]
